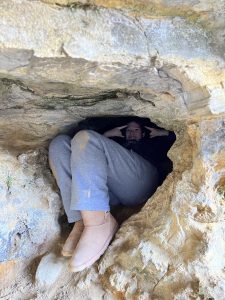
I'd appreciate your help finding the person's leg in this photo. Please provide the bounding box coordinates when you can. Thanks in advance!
[69,130,158,272]
[68,130,118,271]
[108,149,159,206]
[70,130,158,211]
[49,135,83,256]
[70,210,118,272]
[49,134,82,223]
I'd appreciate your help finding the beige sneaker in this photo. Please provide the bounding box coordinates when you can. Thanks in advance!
[61,220,84,257]
[69,212,118,272]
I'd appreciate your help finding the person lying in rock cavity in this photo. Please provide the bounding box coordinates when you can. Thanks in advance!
[48,117,175,272]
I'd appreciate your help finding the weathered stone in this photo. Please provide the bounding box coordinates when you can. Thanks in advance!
[0,261,19,288]
[35,253,68,288]
[0,0,224,152]
[0,148,61,262]
[97,119,225,299]
[0,0,225,299]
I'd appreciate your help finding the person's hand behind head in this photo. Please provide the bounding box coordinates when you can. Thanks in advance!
[144,126,169,138]
[103,125,127,138]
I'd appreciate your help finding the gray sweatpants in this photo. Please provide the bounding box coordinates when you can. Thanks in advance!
[49,130,159,223]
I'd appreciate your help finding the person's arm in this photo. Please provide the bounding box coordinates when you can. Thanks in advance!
[144,126,176,154]
[103,125,127,138]
[144,126,170,138]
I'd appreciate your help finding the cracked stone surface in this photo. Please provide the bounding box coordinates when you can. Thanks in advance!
[0,0,225,299]
[0,149,61,262]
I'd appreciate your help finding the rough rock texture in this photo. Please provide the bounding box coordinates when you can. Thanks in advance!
[0,0,225,151]
[0,0,225,299]
[97,119,225,299]
[35,253,68,288]
[0,148,61,261]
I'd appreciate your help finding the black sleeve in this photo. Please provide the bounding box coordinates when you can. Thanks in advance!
[165,131,176,150]
[151,131,176,160]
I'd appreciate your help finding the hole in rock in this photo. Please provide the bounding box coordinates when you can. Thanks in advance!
[215,177,225,199]
[55,115,176,226]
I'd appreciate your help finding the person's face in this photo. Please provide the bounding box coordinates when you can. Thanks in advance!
[125,122,144,141]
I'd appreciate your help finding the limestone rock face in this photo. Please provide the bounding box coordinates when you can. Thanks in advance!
[0,0,225,299]
[0,0,225,151]
[0,148,61,263]
[97,119,225,299]
[35,253,68,288]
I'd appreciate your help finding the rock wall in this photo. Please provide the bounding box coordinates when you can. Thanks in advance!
[97,119,225,299]
[0,0,225,299]
[0,148,61,261]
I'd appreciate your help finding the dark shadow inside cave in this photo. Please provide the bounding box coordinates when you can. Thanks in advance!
[58,115,176,226]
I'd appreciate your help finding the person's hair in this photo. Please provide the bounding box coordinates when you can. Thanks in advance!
[119,117,146,137]
[126,117,145,133]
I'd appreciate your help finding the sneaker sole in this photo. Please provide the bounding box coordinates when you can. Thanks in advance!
[69,222,119,272]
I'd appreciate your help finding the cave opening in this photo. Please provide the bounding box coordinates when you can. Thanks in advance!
[56,115,176,226]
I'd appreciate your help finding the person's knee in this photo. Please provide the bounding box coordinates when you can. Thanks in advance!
[49,134,71,158]
[71,130,99,148]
